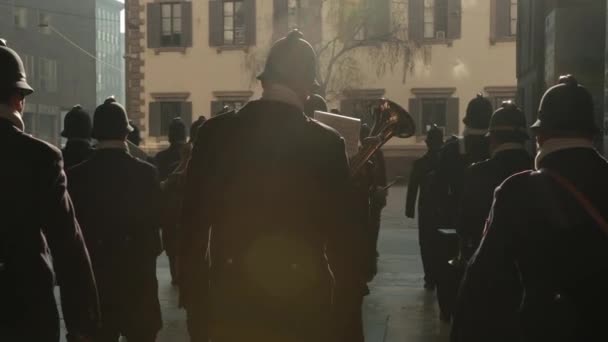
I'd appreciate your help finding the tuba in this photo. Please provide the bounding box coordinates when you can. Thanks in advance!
[350,99,415,178]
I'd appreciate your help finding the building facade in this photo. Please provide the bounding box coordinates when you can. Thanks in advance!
[96,0,125,105]
[127,0,517,174]
[1,0,98,146]
[517,0,606,153]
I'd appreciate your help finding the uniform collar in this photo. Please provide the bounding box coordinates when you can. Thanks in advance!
[96,140,128,151]
[261,83,305,111]
[535,138,595,169]
[491,143,526,158]
[0,104,24,131]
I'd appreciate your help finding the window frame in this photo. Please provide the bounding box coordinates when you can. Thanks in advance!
[490,0,518,44]
[160,2,183,47]
[420,97,448,135]
[223,0,246,46]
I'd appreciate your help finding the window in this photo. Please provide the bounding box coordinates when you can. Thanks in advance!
[485,86,517,109]
[339,89,386,127]
[211,91,253,115]
[39,58,57,92]
[223,0,246,45]
[161,3,182,47]
[160,102,183,136]
[421,98,447,134]
[423,0,448,39]
[409,0,460,42]
[14,7,27,29]
[491,0,517,43]
[22,55,36,86]
[39,12,51,34]
[409,88,458,136]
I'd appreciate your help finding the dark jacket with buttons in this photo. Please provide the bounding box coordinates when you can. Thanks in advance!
[179,100,368,342]
[0,118,100,341]
[452,148,608,342]
[67,148,162,335]
[62,140,94,169]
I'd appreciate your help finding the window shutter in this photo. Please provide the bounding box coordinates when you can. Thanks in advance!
[273,0,288,40]
[409,98,422,136]
[446,97,460,136]
[490,0,497,43]
[149,102,162,137]
[496,0,511,38]
[408,0,424,43]
[302,0,323,45]
[209,0,224,46]
[369,0,391,40]
[210,101,223,116]
[181,102,193,131]
[147,3,161,48]
[244,0,257,45]
[182,2,193,47]
[447,0,462,40]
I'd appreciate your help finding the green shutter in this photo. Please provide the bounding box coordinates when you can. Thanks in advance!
[447,0,462,40]
[149,102,162,137]
[369,0,391,40]
[209,0,224,46]
[211,101,223,116]
[496,0,511,38]
[446,97,460,136]
[409,98,422,136]
[182,2,193,47]
[181,101,193,130]
[408,0,424,43]
[147,3,161,48]
[244,0,257,45]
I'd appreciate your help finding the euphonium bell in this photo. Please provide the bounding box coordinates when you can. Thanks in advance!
[350,99,415,178]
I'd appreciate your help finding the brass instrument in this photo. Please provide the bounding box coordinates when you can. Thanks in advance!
[350,99,416,178]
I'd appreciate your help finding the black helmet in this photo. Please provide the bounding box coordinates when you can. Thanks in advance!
[463,94,493,130]
[488,101,528,139]
[304,93,328,117]
[531,75,598,134]
[127,121,142,146]
[426,124,444,148]
[62,105,92,139]
[92,97,133,140]
[189,115,207,142]
[257,30,319,89]
[0,39,34,96]
[168,117,187,144]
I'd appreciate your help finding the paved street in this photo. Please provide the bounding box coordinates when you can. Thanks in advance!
[60,186,451,341]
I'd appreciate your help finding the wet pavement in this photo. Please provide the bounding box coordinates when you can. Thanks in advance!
[60,186,451,341]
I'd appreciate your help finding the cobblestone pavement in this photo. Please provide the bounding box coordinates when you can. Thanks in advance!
[60,186,451,341]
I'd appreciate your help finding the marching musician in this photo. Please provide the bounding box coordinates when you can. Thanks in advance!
[178,30,368,342]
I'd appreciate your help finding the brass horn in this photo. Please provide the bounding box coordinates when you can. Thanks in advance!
[350,99,415,178]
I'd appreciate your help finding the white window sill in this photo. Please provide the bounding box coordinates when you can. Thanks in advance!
[216,45,250,53]
[153,46,188,55]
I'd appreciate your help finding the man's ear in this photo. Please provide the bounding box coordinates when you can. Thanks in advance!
[11,93,25,113]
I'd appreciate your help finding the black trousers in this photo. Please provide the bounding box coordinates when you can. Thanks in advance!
[435,231,460,318]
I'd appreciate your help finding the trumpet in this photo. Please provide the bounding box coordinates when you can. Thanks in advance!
[350,99,416,178]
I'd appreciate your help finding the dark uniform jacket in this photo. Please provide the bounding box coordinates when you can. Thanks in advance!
[406,148,442,228]
[179,100,368,342]
[61,140,94,169]
[154,144,183,181]
[457,148,533,250]
[0,119,99,341]
[452,148,608,342]
[67,148,162,336]
[436,135,489,227]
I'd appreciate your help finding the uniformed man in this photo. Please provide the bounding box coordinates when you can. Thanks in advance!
[457,101,533,259]
[452,75,608,342]
[67,97,162,342]
[433,94,493,320]
[406,124,444,290]
[0,39,99,341]
[61,105,94,169]
[178,30,368,342]
[155,117,188,284]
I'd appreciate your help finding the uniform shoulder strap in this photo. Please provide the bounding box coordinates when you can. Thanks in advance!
[539,168,608,238]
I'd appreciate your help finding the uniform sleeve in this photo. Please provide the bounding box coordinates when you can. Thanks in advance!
[144,166,163,257]
[406,160,421,218]
[41,154,100,337]
[451,182,523,342]
[456,166,480,238]
[178,123,213,311]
